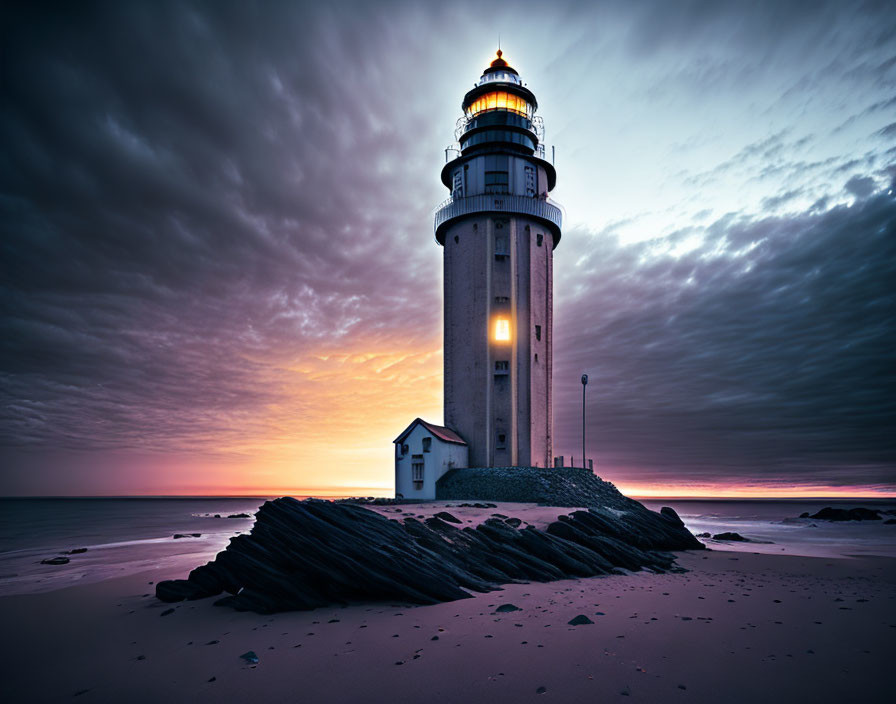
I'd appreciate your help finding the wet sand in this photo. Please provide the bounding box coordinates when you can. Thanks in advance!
[2,547,893,703]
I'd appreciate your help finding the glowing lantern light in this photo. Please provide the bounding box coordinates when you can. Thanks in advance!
[495,318,511,341]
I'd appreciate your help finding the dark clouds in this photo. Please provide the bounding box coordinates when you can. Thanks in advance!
[554,191,896,488]
[1,1,894,493]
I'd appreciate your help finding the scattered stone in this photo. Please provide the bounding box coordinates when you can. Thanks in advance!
[696,532,711,538]
[65,548,88,554]
[495,604,521,613]
[40,556,69,565]
[160,608,175,617]
[568,615,594,625]
[536,686,547,694]
[228,513,251,519]
[208,677,216,683]
[504,517,522,528]
[173,533,202,539]
[434,512,462,524]
[240,651,259,664]
[712,532,749,542]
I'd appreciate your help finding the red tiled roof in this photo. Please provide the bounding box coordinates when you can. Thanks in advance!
[393,418,467,445]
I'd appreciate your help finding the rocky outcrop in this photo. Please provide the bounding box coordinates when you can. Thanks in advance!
[807,507,882,521]
[155,498,703,613]
[712,532,749,541]
[436,466,635,508]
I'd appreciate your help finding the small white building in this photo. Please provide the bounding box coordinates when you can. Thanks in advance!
[394,418,468,500]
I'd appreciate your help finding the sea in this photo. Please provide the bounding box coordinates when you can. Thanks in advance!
[1,497,894,597]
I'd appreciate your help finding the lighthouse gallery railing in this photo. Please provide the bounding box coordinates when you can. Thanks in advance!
[433,194,563,236]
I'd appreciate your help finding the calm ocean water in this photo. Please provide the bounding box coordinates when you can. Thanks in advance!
[1,497,894,596]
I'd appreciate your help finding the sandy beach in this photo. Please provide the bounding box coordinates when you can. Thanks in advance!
[2,505,893,703]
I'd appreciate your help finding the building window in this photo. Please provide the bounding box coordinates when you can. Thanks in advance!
[534,353,539,362]
[422,437,432,452]
[496,432,507,449]
[485,170,509,194]
[494,317,511,341]
[495,295,508,304]
[402,444,409,455]
[412,457,424,490]
[536,233,543,247]
[495,360,509,371]
[535,325,541,341]
[454,235,459,244]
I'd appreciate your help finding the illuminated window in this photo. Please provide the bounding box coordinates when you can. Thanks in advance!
[495,318,511,341]
[467,91,530,117]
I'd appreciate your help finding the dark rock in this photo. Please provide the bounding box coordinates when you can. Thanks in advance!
[434,511,462,524]
[173,533,202,539]
[156,496,702,614]
[239,651,259,664]
[800,512,810,518]
[659,507,684,526]
[712,532,749,541]
[160,608,175,616]
[495,603,521,613]
[504,517,522,528]
[696,532,711,538]
[228,513,251,519]
[41,556,69,565]
[568,615,594,625]
[809,507,881,521]
[884,519,896,525]
[65,548,88,554]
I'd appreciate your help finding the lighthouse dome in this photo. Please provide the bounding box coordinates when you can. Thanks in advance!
[478,50,522,86]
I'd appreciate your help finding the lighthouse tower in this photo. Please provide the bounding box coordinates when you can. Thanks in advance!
[435,51,562,469]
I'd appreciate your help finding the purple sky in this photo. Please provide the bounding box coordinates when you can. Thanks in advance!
[1,0,894,496]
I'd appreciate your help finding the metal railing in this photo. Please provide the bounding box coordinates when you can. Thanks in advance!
[434,194,563,235]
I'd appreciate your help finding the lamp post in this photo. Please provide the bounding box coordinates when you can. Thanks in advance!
[581,374,588,470]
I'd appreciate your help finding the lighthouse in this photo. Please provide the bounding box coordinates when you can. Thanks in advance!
[435,50,562,469]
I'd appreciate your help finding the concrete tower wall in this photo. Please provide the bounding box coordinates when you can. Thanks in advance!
[443,214,554,468]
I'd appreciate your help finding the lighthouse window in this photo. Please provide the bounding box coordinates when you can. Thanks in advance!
[494,296,509,303]
[537,233,543,247]
[495,360,509,371]
[525,165,536,196]
[495,235,508,261]
[485,170,509,194]
[452,170,464,198]
[467,91,530,118]
[496,433,507,449]
[494,317,511,341]
[535,325,542,341]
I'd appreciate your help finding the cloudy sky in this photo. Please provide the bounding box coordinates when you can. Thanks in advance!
[2,0,894,497]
